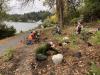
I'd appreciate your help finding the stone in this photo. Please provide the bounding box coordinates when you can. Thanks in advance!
[52,54,63,65]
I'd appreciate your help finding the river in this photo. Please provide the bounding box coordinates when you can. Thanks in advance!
[5,21,41,33]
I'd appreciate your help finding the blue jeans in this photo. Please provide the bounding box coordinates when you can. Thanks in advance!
[27,40,33,45]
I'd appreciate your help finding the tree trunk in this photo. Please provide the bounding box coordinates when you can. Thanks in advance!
[56,0,64,28]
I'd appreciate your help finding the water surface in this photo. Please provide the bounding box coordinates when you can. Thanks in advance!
[5,22,40,33]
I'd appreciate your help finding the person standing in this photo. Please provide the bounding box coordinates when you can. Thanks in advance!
[76,20,83,34]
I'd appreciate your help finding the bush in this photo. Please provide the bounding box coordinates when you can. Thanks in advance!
[42,18,55,28]
[80,29,93,42]
[70,18,79,25]
[50,14,58,24]
[36,44,48,55]
[0,23,16,39]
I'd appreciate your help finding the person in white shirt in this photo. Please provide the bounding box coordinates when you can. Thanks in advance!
[76,20,83,34]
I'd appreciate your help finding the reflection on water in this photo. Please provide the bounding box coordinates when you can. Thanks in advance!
[5,22,40,33]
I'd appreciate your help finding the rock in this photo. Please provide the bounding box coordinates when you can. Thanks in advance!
[52,54,63,65]
[62,37,70,46]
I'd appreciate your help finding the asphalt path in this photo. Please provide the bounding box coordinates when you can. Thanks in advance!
[0,31,31,55]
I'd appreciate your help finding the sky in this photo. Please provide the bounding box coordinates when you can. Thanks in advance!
[7,0,49,14]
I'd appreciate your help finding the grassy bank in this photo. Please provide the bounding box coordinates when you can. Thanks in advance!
[0,22,100,75]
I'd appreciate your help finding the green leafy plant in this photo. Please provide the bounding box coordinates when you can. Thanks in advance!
[36,44,48,55]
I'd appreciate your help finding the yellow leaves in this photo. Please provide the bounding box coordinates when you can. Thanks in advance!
[50,14,58,24]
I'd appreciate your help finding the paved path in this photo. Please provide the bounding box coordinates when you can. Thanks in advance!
[0,31,30,55]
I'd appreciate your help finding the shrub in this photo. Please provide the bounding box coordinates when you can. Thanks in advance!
[0,23,16,39]
[42,18,55,28]
[70,18,79,25]
[50,14,58,24]
[80,29,93,42]
[36,44,48,55]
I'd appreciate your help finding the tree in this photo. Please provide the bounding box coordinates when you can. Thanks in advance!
[0,0,16,39]
[20,0,64,27]
[56,0,64,27]
[80,0,100,22]
[6,11,51,22]
[0,0,10,21]
[20,0,81,27]
[44,0,81,26]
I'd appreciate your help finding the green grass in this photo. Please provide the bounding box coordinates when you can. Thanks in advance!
[89,31,100,45]
[3,48,14,61]
[69,33,79,50]
[53,35,65,43]
[88,62,100,75]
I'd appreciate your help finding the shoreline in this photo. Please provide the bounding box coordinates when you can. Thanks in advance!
[0,25,43,55]
[0,23,42,40]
